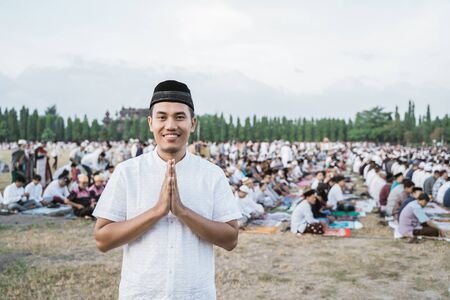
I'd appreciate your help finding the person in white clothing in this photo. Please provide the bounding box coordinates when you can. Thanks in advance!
[290,189,327,234]
[93,80,241,299]
[25,174,44,205]
[3,175,39,211]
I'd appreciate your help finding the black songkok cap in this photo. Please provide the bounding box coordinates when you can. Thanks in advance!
[150,80,194,111]
[303,189,316,198]
[394,172,403,178]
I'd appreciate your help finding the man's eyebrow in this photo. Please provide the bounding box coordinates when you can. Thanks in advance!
[155,111,167,115]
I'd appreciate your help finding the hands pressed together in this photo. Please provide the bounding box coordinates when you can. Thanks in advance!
[155,159,187,218]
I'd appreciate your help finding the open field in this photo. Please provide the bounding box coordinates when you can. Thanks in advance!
[0,150,449,299]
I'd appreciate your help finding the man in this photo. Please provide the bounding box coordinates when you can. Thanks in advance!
[43,171,81,209]
[11,139,29,182]
[2,175,39,211]
[327,176,349,211]
[398,186,422,218]
[391,172,404,191]
[398,193,445,238]
[25,174,44,206]
[310,171,324,190]
[432,170,448,200]
[93,80,242,299]
[68,174,95,219]
[291,189,327,234]
[236,184,264,224]
[423,170,439,198]
[392,179,415,221]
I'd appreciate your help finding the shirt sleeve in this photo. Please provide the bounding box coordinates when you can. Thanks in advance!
[212,171,243,222]
[304,203,319,224]
[93,164,127,222]
[412,204,429,224]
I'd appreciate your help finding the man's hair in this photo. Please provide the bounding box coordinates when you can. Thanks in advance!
[417,192,430,202]
[33,174,42,181]
[16,174,26,183]
[412,187,422,193]
[403,179,415,188]
[149,106,195,119]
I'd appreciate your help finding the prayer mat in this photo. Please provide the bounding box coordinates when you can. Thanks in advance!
[329,221,363,230]
[424,203,449,215]
[323,228,352,237]
[21,205,73,217]
[331,211,360,217]
[434,221,450,232]
[242,226,278,234]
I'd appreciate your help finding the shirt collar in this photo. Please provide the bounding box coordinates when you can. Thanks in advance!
[152,146,190,171]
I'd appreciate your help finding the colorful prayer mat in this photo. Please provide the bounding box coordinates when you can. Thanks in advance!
[323,228,352,237]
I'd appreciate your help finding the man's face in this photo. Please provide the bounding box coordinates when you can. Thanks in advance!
[32,179,39,185]
[79,181,89,189]
[238,191,248,198]
[148,102,196,156]
[317,173,324,181]
[418,200,428,208]
[412,190,421,199]
[16,181,24,188]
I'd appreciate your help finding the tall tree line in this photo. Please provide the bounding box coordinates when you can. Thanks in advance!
[0,101,448,144]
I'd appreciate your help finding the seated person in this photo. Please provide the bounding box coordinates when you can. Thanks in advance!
[378,174,393,216]
[327,176,355,211]
[398,186,422,217]
[236,185,264,227]
[88,174,105,203]
[391,179,415,221]
[310,171,325,190]
[290,189,327,234]
[398,193,446,238]
[68,174,95,219]
[25,174,44,206]
[254,182,278,208]
[43,171,80,209]
[2,175,41,211]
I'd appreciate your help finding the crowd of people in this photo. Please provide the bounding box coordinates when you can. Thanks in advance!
[1,139,449,239]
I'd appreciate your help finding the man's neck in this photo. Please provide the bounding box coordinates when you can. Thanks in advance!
[156,148,187,163]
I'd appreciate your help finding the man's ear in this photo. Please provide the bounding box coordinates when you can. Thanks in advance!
[190,117,197,133]
[147,116,153,132]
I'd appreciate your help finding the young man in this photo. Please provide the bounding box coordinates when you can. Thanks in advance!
[93,80,242,299]
[25,174,44,206]
[398,186,422,217]
[392,179,415,221]
[2,175,39,211]
[291,189,327,234]
[398,193,446,238]
[327,175,355,211]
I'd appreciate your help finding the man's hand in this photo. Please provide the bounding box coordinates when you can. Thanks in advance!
[154,160,172,217]
[169,159,186,217]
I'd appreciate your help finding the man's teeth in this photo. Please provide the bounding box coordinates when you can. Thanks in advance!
[164,134,178,137]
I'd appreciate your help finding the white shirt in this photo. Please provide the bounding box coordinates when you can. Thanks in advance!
[25,182,43,202]
[93,149,242,300]
[436,181,450,204]
[328,184,344,210]
[237,194,264,218]
[2,183,26,205]
[290,200,318,233]
[43,180,70,199]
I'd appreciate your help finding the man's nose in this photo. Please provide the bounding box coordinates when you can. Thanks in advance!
[165,117,177,129]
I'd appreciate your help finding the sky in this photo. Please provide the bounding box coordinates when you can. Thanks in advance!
[1,0,449,121]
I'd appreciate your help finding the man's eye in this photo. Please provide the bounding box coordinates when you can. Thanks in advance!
[158,116,166,120]
[176,116,185,120]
